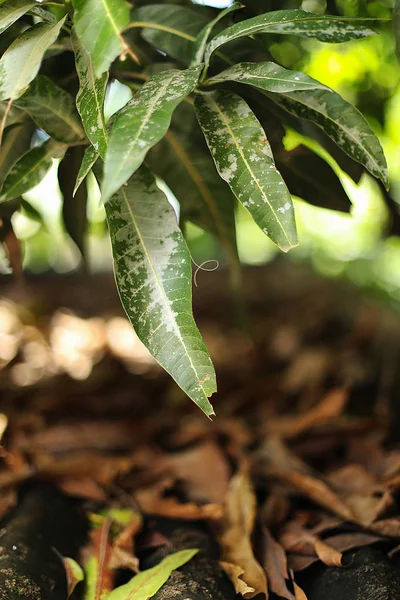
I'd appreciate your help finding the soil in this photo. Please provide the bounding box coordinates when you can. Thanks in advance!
[1,261,400,599]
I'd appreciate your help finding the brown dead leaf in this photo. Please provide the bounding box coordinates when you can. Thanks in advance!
[220,562,256,597]
[134,479,223,520]
[313,538,343,567]
[262,527,295,600]
[217,466,268,599]
[58,476,107,501]
[109,510,143,572]
[293,581,309,600]
[369,518,400,537]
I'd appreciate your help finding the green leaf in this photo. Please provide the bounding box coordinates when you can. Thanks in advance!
[195,90,297,253]
[0,120,35,188]
[14,75,85,143]
[204,10,378,64]
[74,144,99,196]
[147,129,238,269]
[0,139,55,202]
[205,61,327,93]
[63,557,84,599]
[105,165,216,416]
[104,549,198,600]
[0,0,35,35]
[0,18,66,101]
[192,2,243,66]
[71,28,108,157]
[72,0,130,76]
[395,0,400,62]
[0,101,25,127]
[102,66,202,203]
[59,146,88,259]
[132,4,208,63]
[267,87,388,188]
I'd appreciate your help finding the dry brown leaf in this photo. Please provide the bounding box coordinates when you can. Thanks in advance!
[161,438,231,504]
[369,518,400,537]
[262,527,295,600]
[293,581,309,600]
[217,466,268,599]
[109,510,143,572]
[220,562,256,597]
[313,538,343,567]
[58,476,107,501]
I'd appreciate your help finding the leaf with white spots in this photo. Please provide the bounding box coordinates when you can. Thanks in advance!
[14,75,85,143]
[132,4,208,63]
[205,61,327,93]
[72,0,130,77]
[73,144,99,196]
[267,87,388,188]
[192,2,243,66]
[195,90,297,253]
[105,165,216,416]
[204,10,378,65]
[71,28,108,157]
[0,18,66,101]
[0,139,57,202]
[102,66,202,203]
[0,0,35,35]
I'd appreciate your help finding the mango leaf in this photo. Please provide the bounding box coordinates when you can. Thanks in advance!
[0,18,66,101]
[72,0,130,76]
[104,549,198,600]
[0,120,35,189]
[0,0,35,35]
[267,87,388,188]
[147,129,238,273]
[105,165,217,416]
[102,66,202,203]
[195,90,297,252]
[14,75,85,143]
[276,145,351,213]
[204,10,378,64]
[131,4,208,63]
[59,146,88,259]
[0,139,56,202]
[192,2,243,66]
[71,29,108,157]
[205,61,327,93]
[74,144,99,196]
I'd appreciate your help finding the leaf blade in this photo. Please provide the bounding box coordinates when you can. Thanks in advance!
[205,10,378,64]
[192,2,243,66]
[72,0,130,76]
[105,166,216,416]
[102,66,202,203]
[71,28,108,156]
[104,549,198,600]
[0,18,66,101]
[0,0,35,35]
[195,90,297,252]
[14,75,85,143]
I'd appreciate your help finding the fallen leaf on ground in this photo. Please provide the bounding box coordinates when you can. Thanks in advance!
[220,562,256,597]
[262,526,295,600]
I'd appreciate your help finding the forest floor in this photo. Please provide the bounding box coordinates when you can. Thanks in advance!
[1,261,400,600]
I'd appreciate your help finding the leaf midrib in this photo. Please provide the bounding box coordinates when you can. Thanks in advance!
[120,187,212,406]
[209,94,293,248]
[19,95,84,139]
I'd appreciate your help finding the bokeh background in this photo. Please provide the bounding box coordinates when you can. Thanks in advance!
[2,0,399,307]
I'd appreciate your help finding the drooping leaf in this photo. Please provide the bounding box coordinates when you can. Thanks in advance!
[59,146,88,259]
[276,145,351,213]
[131,4,208,63]
[0,18,66,101]
[147,128,238,268]
[0,0,35,35]
[74,144,99,196]
[267,87,388,187]
[105,549,198,600]
[0,120,35,189]
[105,165,217,416]
[71,28,108,156]
[205,62,327,93]
[14,75,85,143]
[102,66,202,203]
[72,0,130,76]
[195,90,297,252]
[204,10,378,64]
[192,2,243,66]
[0,139,56,202]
